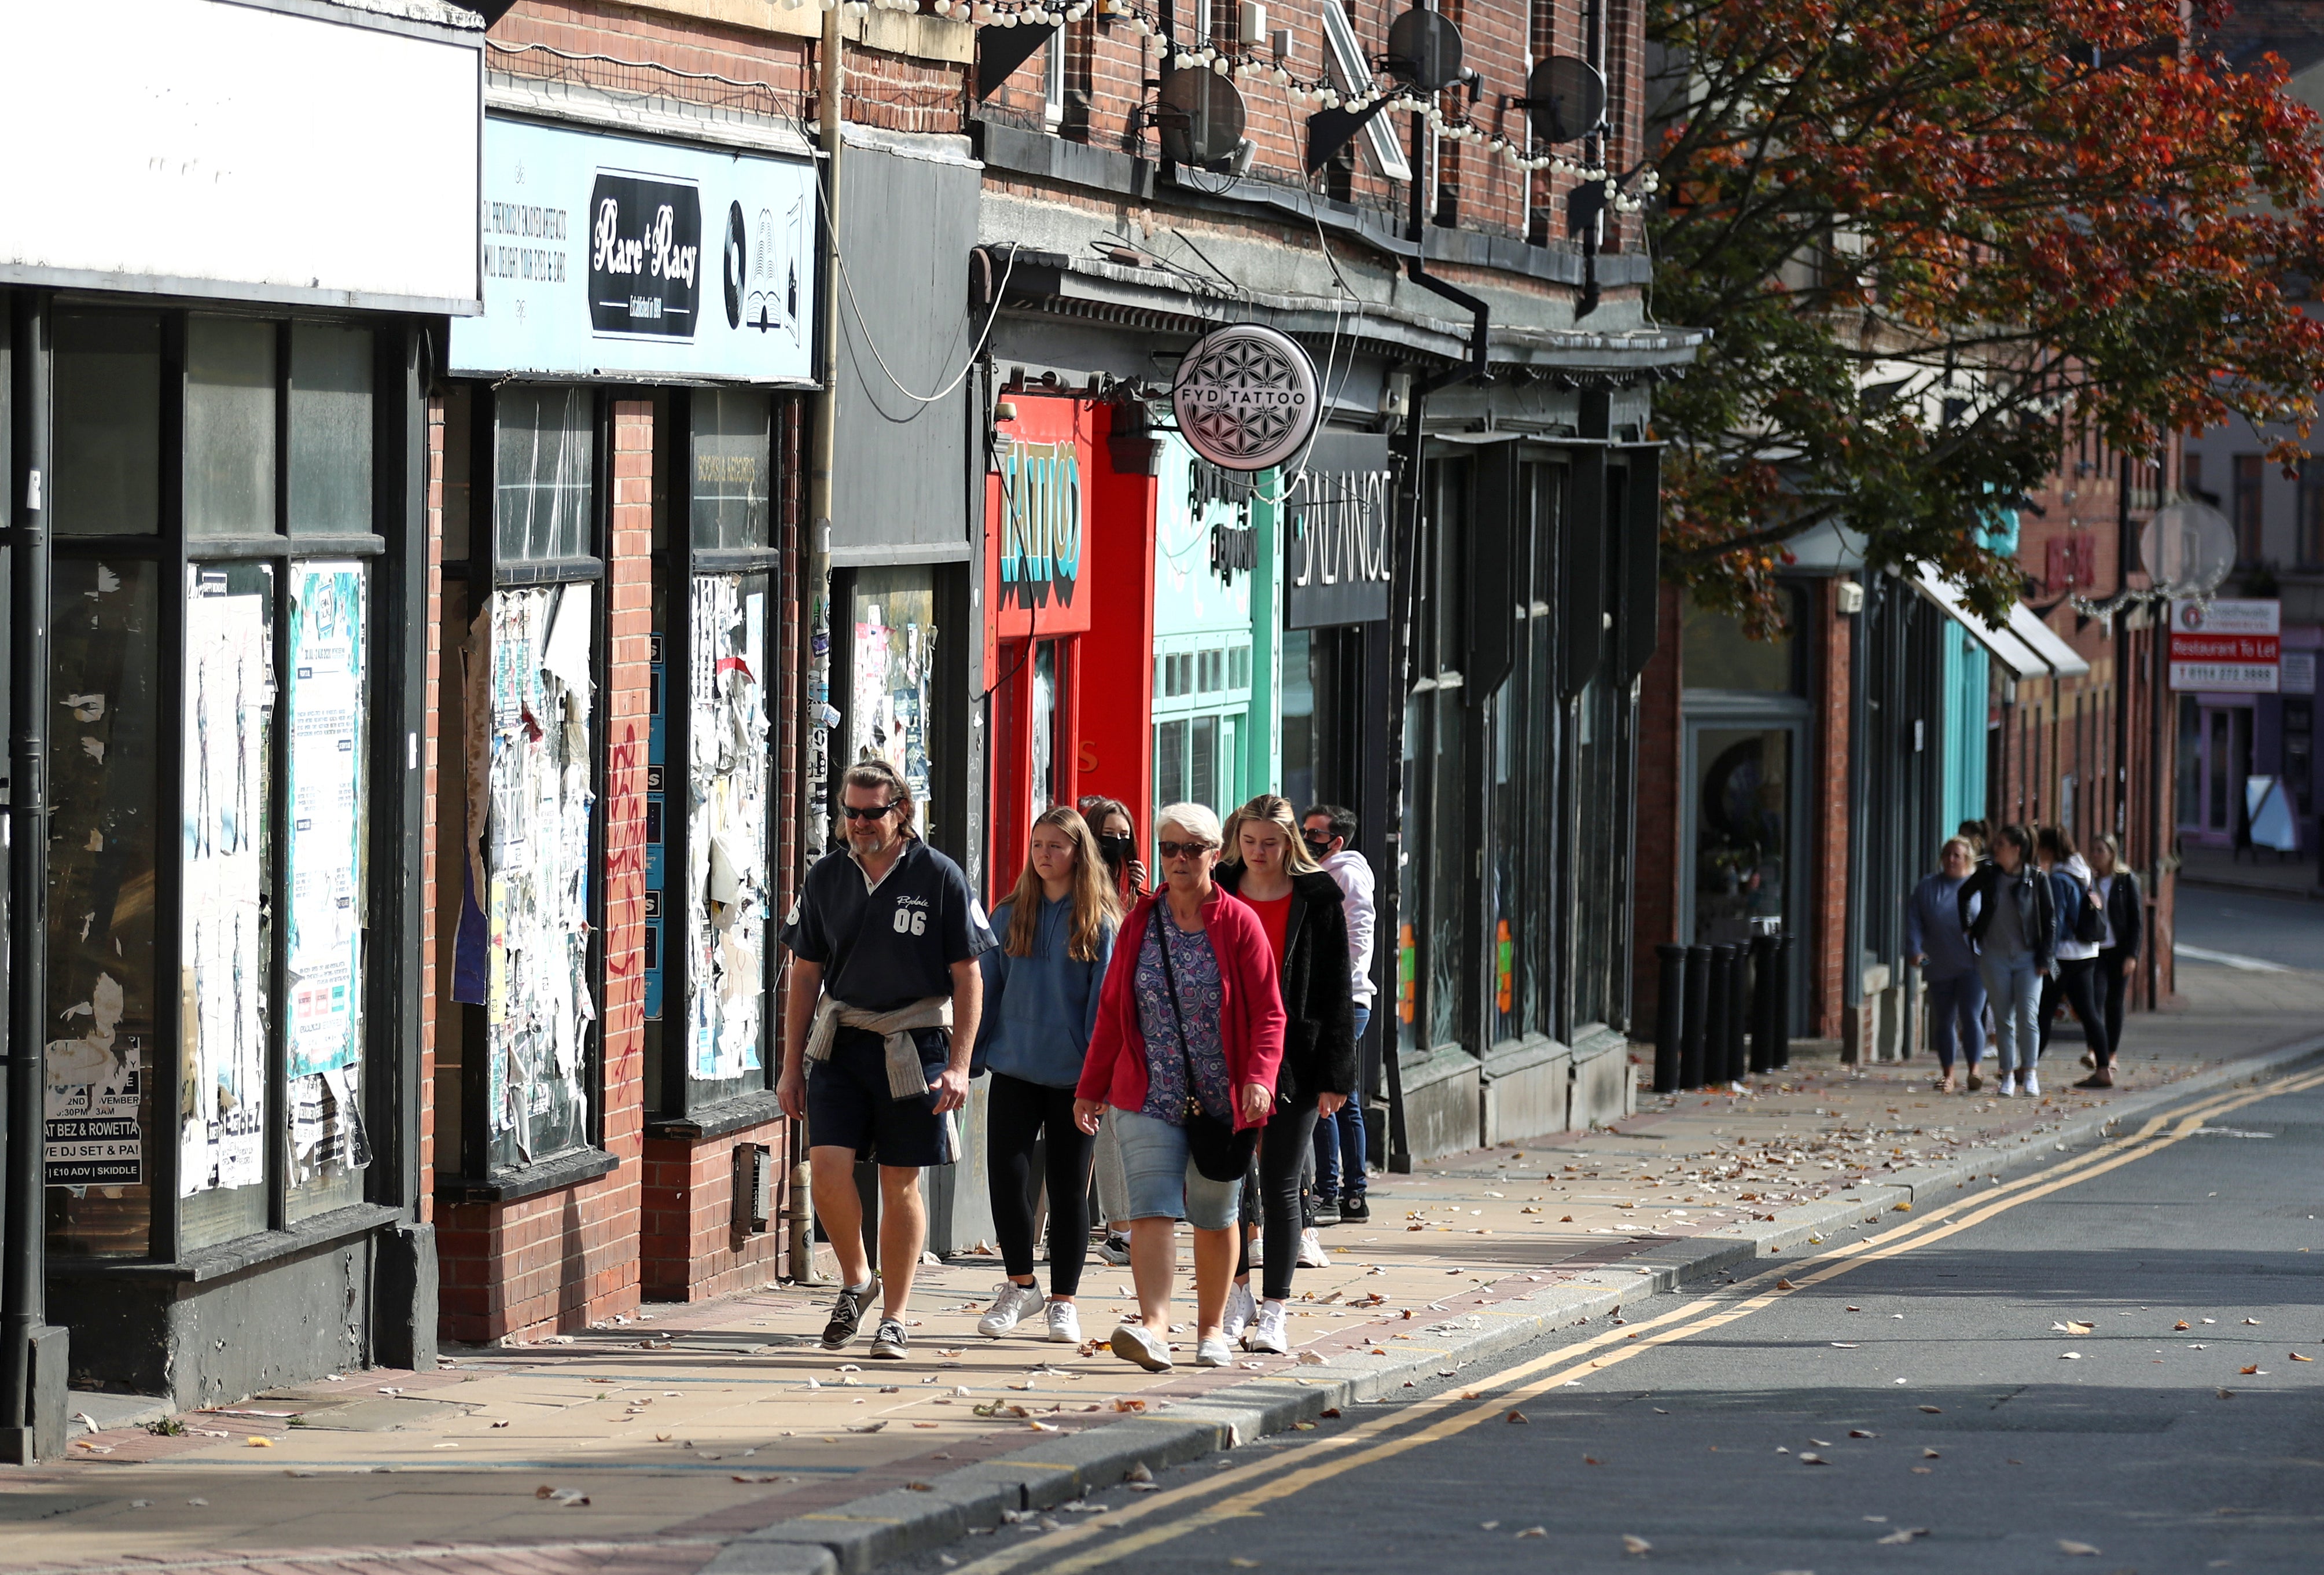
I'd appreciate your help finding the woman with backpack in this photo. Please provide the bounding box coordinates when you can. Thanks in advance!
[1957,824,2057,1097]
[975,806,1121,1346]
[2036,824,2110,1082]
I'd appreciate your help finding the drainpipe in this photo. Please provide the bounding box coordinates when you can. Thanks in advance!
[791,3,847,1287]
[3,292,54,1459]
[1377,101,1491,1172]
[1576,0,1605,318]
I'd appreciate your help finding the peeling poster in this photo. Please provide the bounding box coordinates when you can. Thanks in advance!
[688,577,768,1081]
[287,563,366,1080]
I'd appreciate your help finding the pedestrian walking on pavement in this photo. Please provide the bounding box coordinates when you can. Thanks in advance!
[778,759,996,1360]
[2077,833,2144,1089]
[976,806,1121,1346]
[1078,795,1147,1265]
[2035,826,2109,1080]
[1217,795,1357,1355]
[1958,823,2057,1098]
[1303,803,1374,1224]
[1908,836,1987,1093]
[1073,803,1284,1372]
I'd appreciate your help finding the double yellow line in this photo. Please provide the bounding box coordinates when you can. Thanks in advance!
[946,1062,2324,1575]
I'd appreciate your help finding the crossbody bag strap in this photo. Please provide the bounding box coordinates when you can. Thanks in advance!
[1150,908,1202,1107]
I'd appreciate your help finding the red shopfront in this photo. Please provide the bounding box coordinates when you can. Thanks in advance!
[984,396,1160,890]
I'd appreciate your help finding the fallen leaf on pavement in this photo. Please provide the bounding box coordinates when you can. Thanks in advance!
[2244,1319,2261,1326]
[733,1474,782,1484]
[1876,1528,1929,1545]
[1506,1411,1528,1424]
[244,1437,273,1448]
[1798,1452,1828,1465]
[1621,1533,1651,1554]
[2057,1540,2099,1555]
[1516,1526,1547,1538]
[1297,1351,1325,1366]
[1112,1398,1148,1413]
[2053,1320,2094,1335]
[1776,1279,1798,1290]
[845,1421,888,1433]
[1924,1448,1940,1459]
[1918,1405,1943,1414]
[2292,1353,2314,1362]
[2174,1321,2190,1331]
[2060,1352,2083,1361]
[1848,1429,1877,1438]
[1583,1455,1601,1464]
[2240,1365,2260,1376]
[1124,1462,1154,1483]
[1229,1559,1260,1568]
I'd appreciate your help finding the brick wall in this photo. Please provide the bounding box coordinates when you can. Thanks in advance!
[641,1118,792,1300]
[1810,579,1851,1041]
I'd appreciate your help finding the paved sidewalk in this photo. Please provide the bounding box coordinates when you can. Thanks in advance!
[11,963,2322,1575]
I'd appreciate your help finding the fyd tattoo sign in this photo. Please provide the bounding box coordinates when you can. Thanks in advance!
[1171,324,1320,472]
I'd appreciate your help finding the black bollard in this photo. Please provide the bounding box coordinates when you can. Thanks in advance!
[1707,945,1735,1090]
[1773,935,1794,1069]
[1653,943,1685,1093]
[1726,945,1752,1085]
[1679,944,1710,1089]
[1749,932,1778,1074]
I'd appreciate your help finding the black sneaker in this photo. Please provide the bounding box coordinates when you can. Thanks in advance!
[869,1316,910,1360]
[1339,1194,1370,1224]
[821,1282,876,1350]
[1312,1198,1342,1227]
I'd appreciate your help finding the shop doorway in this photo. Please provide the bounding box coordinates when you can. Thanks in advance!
[1683,717,1806,1023]
[2176,696,2253,847]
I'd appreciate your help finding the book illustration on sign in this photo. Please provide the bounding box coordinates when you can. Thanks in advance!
[725,195,806,345]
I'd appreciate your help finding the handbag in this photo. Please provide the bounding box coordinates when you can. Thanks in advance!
[1149,905,1260,1183]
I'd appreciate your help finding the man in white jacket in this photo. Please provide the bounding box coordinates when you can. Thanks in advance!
[1303,805,1374,1223]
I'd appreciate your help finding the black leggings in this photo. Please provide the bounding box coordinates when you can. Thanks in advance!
[2037,956,2107,1059]
[2095,946,2133,1067]
[1235,1100,1321,1303]
[986,1072,1094,1297]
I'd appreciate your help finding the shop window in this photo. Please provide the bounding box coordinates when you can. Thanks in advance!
[497,386,596,563]
[53,311,161,536]
[1200,649,1223,693]
[185,317,279,537]
[1490,462,1561,1046]
[46,310,387,1261]
[1681,591,1802,693]
[289,323,376,537]
[2231,454,2264,565]
[692,388,773,549]
[850,568,940,839]
[1282,629,1315,813]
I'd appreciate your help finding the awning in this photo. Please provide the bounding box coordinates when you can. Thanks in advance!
[2004,604,2093,678]
[1912,564,2047,678]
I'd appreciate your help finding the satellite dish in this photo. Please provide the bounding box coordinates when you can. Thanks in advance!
[2138,500,2237,595]
[1158,68,1248,167]
[1385,8,1464,93]
[1524,55,1605,144]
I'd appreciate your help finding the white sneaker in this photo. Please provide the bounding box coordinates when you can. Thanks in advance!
[1296,1228,1330,1268]
[1220,1281,1257,1344]
[1109,1320,1172,1371]
[1097,1233,1133,1266]
[2020,1068,2040,1097]
[1194,1334,1235,1367]
[1994,1077,2017,1098]
[1045,1301,1082,1345]
[1244,1300,1291,1354]
[977,1280,1045,1337]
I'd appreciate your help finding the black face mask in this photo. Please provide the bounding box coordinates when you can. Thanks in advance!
[1303,836,1333,861]
[1098,834,1137,868]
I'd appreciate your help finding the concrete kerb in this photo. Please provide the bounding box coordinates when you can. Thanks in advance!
[712,1031,2324,1575]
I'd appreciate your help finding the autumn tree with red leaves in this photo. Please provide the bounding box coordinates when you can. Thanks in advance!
[1645,0,2324,627]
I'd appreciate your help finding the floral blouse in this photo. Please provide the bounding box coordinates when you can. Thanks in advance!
[1134,906,1233,1125]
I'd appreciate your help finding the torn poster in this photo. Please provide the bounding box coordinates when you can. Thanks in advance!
[687,577,769,1082]
[482,584,595,1165]
[288,1067,372,1185]
[851,599,936,832]
[286,563,366,1080]
[46,972,142,1186]
[181,583,271,1196]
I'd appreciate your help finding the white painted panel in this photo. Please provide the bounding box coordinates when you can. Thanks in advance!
[0,0,480,310]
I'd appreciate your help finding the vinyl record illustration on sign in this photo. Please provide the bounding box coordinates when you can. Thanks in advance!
[1158,68,1248,167]
[1172,323,1321,473]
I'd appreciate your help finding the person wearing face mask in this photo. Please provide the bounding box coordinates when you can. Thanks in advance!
[975,807,1120,1346]
[1957,824,2057,1099]
[1215,794,1356,1356]
[1075,795,1145,1264]
[1301,804,1373,1223]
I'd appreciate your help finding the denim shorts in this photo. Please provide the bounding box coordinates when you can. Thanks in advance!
[1108,1107,1242,1230]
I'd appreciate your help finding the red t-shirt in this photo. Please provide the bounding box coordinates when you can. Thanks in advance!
[1237,890,1293,971]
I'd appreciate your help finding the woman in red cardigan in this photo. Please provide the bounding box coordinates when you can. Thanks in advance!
[1074,801,1285,1371]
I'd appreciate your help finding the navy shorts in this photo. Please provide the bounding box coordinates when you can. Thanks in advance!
[806,1026,959,1168]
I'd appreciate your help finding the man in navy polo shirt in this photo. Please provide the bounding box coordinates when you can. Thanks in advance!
[779,758,994,1359]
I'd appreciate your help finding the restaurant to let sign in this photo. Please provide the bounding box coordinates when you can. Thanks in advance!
[2168,598,2280,692]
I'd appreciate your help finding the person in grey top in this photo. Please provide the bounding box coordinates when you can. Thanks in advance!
[1907,836,1985,1092]
[1958,824,2057,1099]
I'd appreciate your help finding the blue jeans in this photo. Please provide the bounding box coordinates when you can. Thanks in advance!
[1926,972,1987,1073]
[1312,1005,1370,1202]
[1977,952,2042,1080]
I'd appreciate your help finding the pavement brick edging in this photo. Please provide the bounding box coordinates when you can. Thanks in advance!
[705,1033,2324,1575]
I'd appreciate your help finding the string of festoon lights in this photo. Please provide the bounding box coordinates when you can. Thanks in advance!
[817,0,1659,211]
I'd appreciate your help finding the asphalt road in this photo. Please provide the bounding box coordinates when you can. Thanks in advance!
[2174,884,2324,972]
[906,1069,2324,1575]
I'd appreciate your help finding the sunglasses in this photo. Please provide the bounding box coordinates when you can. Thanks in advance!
[1155,839,1215,860]
[840,801,900,821]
